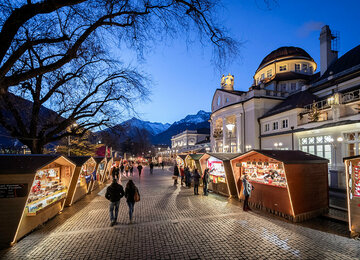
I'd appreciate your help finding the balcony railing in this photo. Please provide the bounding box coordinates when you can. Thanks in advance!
[342,89,360,104]
[303,99,330,113]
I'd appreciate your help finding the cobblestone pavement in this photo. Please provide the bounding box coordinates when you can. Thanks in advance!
[1,167,359,260]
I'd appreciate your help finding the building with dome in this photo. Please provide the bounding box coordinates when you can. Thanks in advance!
[210,25,360,189]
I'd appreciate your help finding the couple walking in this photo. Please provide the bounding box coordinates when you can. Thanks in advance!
[105,179,140,226]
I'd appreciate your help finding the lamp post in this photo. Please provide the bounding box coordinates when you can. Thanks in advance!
[226,123,235,153]
[291,126,294,150]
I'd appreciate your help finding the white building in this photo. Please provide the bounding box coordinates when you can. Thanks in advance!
[210,25,360,189]
[171,129,210,153]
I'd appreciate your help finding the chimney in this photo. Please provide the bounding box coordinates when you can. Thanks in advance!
[319,25,338,76]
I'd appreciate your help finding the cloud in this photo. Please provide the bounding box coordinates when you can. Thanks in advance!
[297,21,325,38]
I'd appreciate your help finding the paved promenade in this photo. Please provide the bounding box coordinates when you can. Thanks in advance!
[1,167,359,260]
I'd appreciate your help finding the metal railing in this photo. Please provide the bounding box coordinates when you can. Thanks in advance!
[303,99,330,113]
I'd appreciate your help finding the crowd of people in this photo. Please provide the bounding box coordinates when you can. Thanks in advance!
[173,165,210,196]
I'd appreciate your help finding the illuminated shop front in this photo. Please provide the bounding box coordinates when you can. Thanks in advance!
[0,155,75,246]
[91,157,107,192]
[231,150,329,222]
[344,155,360,237]
[65,156,96,206]
[102,157,113,183]
[185,154,203,172]
[199,153,240,197]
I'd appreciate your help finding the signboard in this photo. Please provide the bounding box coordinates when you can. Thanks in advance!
[0,184,28,198]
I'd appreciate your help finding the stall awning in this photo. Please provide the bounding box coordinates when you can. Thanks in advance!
[238,150,329,164]
[68,156,92,167]
[178,154,187,160]
[0,154,62,174]
[343,155,360,161]
[189,154,204,160]
[94,156,106,164]
[206,153,242,162]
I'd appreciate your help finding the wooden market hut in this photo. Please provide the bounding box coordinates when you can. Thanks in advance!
[230,150,329,222]
[344,155,360,237]
[102,157,113,183]
[199,153,241,198]
[176,154,187,170]
[89,157,106,192]
[0,155,75,246]
[65,156,96,206]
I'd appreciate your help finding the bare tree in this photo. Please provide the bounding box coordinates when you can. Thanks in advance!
[0,0,238,153]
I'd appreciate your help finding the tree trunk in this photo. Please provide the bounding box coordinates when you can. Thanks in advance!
[21,139,44,154]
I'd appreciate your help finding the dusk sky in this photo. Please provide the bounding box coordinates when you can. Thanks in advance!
[119,0,360,124]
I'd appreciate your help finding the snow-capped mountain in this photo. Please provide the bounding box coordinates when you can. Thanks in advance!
[122,117,170,136]
[173,110,211,125]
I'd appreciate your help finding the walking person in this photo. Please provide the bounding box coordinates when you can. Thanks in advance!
[105,179,125,226]
[173,164,179,185]
[129,163,134,177]
[112,164,120,181]
[185,167,191,188]
[242,174,253,211]
[125,180,140,224]
[149,162,154,174]
[161,161,164,170]
[120,163,125,177]
[193,169,200,195]
[125,164,129,177]
[180,167,185,186]
[202,168,210,196]
[137,164,143,177]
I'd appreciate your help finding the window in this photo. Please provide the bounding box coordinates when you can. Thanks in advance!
[279,65,287,71]
[267,70,272,78]
[282,119,288,128]
[344,132,360,157]
[291,83,296,91]
[302,64,308,73]
[280,83,286,92]
[300,135,332,164]
[295,64,301,72]
[225,97,229,103]
[264,123,270,132]
[309,66,313,74]
[273,122,278,130]
[261,73,265,80]
[217,96,221,106]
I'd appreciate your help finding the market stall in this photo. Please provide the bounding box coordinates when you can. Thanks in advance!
[65,156,96,206]
[89,157,106,192]
[0,155,75,246]
[185,154,204,172]
[344,155,360,237]
[230,150,329,222]
[176,154,187,170]
[101,157,113,183]
[199,153,240,197]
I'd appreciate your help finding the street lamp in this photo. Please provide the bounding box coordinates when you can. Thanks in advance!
[245,145,252,151]
[226,123,235,153]
[274,142,283,150]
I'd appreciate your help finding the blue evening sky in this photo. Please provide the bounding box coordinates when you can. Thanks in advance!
[120,0,360,124]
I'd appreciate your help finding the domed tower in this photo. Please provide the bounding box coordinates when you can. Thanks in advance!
[253,46,317,93]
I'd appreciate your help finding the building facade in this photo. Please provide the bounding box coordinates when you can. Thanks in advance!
[171,129,210,154]
[210,25,360,189]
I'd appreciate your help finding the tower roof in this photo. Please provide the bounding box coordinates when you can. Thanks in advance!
[257,46,314,71]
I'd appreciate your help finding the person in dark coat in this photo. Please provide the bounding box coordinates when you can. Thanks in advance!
[149,162,154,174]
[193,169,201,195]
[137,164,143,177]
[112,165,120,180]
[120,163,125,176]
[173,164,179,185]
[105,179,125,226]
[202,168,210,196]
[242,174,253,211]
[161,161,164,170]
[129,164,134,176]
[180,167,185,186]
[185,167,191,188]
[125,180,140,223]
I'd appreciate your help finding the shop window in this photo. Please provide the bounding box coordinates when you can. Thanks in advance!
[207,157,226,183]
[273,122,278,130]
[279,65,287,71]
[295,63,301,72]
[300,135,332,163]
[264,123,270,132]
[282,119,288,128]
[267,70,272,78]
[242,161,287,187]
